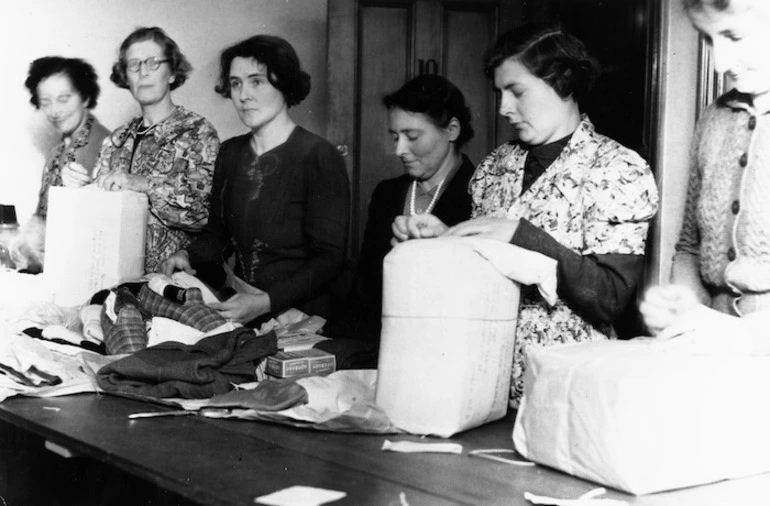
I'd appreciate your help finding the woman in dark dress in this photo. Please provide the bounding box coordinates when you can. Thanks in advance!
[325,74,476,346]
[162,35,349,325]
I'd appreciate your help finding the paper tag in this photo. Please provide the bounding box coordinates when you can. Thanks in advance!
[254,485,346,506]
[381,440,463,454]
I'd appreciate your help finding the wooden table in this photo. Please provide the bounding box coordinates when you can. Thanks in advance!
[1,393,769,505]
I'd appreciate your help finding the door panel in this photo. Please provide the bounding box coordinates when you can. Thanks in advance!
[443,5,499,166]
[328,0,520,253]
[358,5,411,230]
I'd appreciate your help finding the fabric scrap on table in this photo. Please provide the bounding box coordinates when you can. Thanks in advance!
[22,327,105,355]
[79,304,104,343]
[0,331,115,402]
[206,377,308,411]
[381,440,463,454]
[254,485,346,506]
[146,317,204,347]
[524,487,629,506]
[196,370,399,434]
[96,327,277,398]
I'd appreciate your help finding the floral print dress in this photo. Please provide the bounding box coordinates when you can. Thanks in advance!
[470,116,659,407]
[36,113,109,219]
[94,106,220,273]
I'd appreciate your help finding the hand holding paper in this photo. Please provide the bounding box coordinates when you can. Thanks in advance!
[99,171,150,192]
[61,162,92,188]
[444,217,520,243]
[391,213,447,243]
[639,284,698,336]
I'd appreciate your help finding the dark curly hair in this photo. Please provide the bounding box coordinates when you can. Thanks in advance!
[110,26,192,91]
[483,22,599,106]
[382,74,475,150]
[24,56,100,109]
[214,35,311,108]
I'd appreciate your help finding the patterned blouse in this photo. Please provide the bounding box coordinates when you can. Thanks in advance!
[94,106,220,273]
[470,116,659,407]
[35,113,110,219]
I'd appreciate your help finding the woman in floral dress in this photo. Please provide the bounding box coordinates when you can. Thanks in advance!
[24,56,110,219]
[394,23,659,407]
[95,27,220,273]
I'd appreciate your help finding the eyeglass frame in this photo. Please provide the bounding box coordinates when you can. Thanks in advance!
[125,57,171,73]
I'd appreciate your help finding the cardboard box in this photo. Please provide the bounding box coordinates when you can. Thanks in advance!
[266,349,336,378]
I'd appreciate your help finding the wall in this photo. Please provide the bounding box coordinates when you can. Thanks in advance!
[649,0,700,285]
[0,0,329,222]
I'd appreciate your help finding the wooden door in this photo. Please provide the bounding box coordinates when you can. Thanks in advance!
[327,0,521,255]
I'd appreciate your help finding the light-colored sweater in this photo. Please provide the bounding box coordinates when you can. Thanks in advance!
[674,89,770,316]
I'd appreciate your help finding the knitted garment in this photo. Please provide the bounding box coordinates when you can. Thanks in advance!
[675,90,770,310]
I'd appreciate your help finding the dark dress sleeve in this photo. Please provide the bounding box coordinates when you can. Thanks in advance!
[511,220,644,326]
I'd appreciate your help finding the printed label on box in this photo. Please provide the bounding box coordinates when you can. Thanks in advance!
[266,349,336,378]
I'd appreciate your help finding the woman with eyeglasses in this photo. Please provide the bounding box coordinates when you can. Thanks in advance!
[95,26,220,273]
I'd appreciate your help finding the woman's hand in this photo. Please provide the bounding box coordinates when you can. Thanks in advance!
[639,284,699,336]
[160,250,196,277]
[61,162,93,188]
[444,217,520,242]
[208,293,271,324]
[98,171,150,192]
[391,214,448,245]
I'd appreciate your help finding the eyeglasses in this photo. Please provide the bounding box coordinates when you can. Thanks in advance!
[125,57,170,73]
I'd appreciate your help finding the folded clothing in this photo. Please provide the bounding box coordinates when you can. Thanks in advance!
[96,327,277,398]
[97,282,229,355]
[138,283,226,333]
[101,286,149,355]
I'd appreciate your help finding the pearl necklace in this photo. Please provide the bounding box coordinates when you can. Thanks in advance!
[409,177,446,216]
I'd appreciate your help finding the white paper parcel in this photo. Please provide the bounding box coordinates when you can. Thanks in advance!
[513,340,770,495]
[376,237,556,437]
[44,187,148,307]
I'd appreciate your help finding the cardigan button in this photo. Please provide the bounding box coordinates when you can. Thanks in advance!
[732,200,740,214]
[739,153,748,167]
[749,116,757,130]
[727,247,737,261]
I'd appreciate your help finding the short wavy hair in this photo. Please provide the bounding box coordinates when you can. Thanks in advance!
[214,35,311,107]
[382,74,475,150]
[25,56,100,109]
[110,26,192,91]
[483,22,599,106]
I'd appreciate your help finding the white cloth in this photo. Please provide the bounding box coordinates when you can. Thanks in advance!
[146,317,240,348]
[460,237,558,304]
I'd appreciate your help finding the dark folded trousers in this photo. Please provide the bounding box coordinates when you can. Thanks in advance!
[96,327,277,399]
